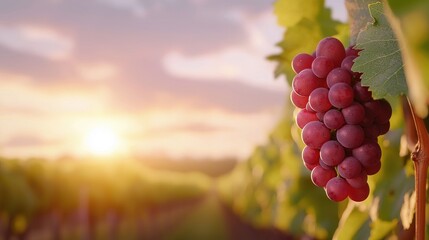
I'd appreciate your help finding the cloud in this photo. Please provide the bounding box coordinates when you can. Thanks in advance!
[162,11,286,92]
[77,62,119,81]
[0,25,74,60]
[0,74,107,114]
[2,134,51,147]
[95,0,145,17]
[129,107,282,159]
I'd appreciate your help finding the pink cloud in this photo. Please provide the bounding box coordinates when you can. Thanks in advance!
[0,25,74,60]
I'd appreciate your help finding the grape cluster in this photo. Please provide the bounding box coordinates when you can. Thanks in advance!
[291,37,392,202]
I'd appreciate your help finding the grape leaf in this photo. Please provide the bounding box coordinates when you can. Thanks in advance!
[371,133,414,221]
[345,0,380,44]
[385,0,429,117]
[369,219,398,240]
[333,203,371,239]
[274,0,323,27]
[270,3,345,84]
[352,2,408,99]
[387,0,426,16]
[400,190,416,229]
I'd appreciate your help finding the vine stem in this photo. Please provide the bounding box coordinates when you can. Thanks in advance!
[407,97,429,240]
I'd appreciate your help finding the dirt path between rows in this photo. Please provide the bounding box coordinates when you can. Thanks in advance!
[162,188,295,240]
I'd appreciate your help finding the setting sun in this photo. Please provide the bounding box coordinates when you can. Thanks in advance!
[84,126,120,156]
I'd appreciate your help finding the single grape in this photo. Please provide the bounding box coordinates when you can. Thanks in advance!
[342,102,365,124]
[302,146,320,165]
[292,53,315,74]
[309,88,332,113]
[352,141,381,167]
[292,69,324,96]
[345,46,360,57]
[378,122,390,135]
[311,165,337,187]
[316,112,325,121]
[365,160,381,175]
[302,121,331,149]
[328,83,354,109]
[303,161,318,171]
[377,99,392,123]
[323,109,345,130]
[296,109,319,129]
[306,102,316,113]
[320,140,345,166]
[365,99,392,124]
[346,172,368,188]
[349,183,370,202]
[363,125,380,139]
[326,68,352,88]
[319,158,333,170]
[360,112,375,127]
[336,124,365,148]
[290,91,308,109]
[338,156,363,179]
[312,56,336,78]
[353,82,372,102]
[341,55,356,72]
[316,37,346,66]
[326,177,350,202]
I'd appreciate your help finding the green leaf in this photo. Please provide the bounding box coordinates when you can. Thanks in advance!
[371,135,414,221]
[369,219,398,240]
[387,0,426,16]
[352,2,408,99]
[333,203,371,239]
[345,0,380,44]
[274,0,324,27]
[385,0,429,117]
[400,190,416,229]
[271,1,345,84]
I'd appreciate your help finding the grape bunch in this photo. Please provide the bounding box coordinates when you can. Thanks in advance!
[291,37,392,202]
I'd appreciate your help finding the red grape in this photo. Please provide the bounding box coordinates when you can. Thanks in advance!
[346,172,368,188]
[311,166,337,187]
[316,37,346,66]
[352,141,382,167]
[301,121,331,149]
[302,146,320,165]
[296,109,319,129]
[338,156,362,179]
[345,46,360,57]
[349,183,370,202]
[290,91,308,109]
[323,109,345,130]
[292,53,315,74]
[320,140,345,166]
[336,124,365,148]
[326,68,352,88]
[326,177,350,202]
[341,55,356,72]
[342,102,365,124]
[328,83,354,109]
[292,69,324,96]
[309,88,332,113]
[365,160,381,175]
[353,82,372,102]
[312,56,336,78]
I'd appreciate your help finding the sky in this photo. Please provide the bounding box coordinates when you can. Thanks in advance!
[0,0,346,160]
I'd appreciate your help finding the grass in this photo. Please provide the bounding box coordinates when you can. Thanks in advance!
[164,192,229,240]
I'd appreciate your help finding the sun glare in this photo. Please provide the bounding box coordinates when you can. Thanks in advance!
[84,126,120,156]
